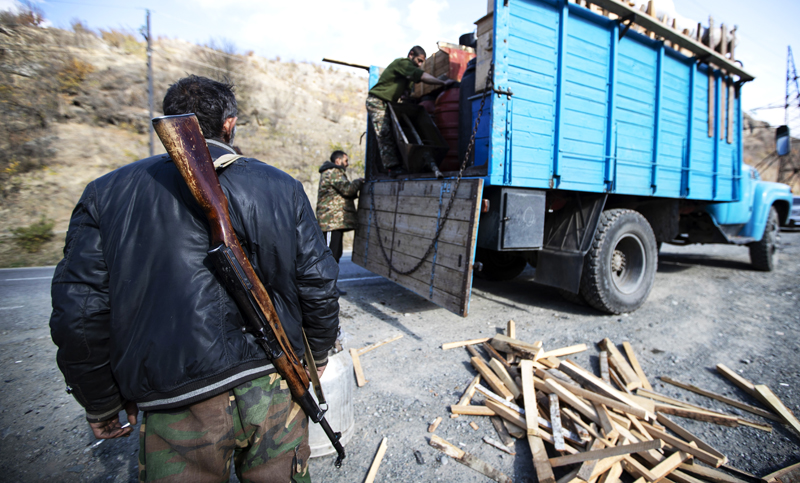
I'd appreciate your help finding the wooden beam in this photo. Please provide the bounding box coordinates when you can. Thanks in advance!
[599,339,642,390]
[550,440,663,467]
[559,361,652,419]
[450,405,495,416]
[650,451,691,483]
[493,334,543,355]
[753,384,800,435]
[484,436,516,455]
[715,364,760,399]
[485,399,527,430]
[576,438,607,480]
[653,403,739,427]
[679,463,748,483]
[476,384,525,415]
[656,415,728,465]
[540,344,589,360]
[484,342,511,368]
[506,320,516,339]
[350,348,367,387]
[530,435,557,483]
[550,393,566,450]
[762,462,800,483]
[521,360,539,436]
[471,356,515,400]
[622,455,658,481]
[428,417,442,433]
[456,375,482,406]
[642,423,725,467]
[621,342,652,391]
[490,358,522,399]
[358,334,403,355]
[442,337,491,350]
[600,351,610,384]
[491,416,516,448]
[594,402,619,440]
[429,434,513,483]
[659,377,780,422]
[546,378,601,424]
[365,437,388,483]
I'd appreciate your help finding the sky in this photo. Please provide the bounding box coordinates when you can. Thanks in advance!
[3,0,799,129]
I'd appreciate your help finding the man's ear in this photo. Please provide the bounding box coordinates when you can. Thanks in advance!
[222,116,238,144]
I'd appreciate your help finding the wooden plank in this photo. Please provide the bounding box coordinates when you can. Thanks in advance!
[366,179,475,199]
[456,375,482,406]
[483,436,516,455]
[539,344,589,359]
[451,405,495,416]
[650,451,691,483]
[576,438,607,480]
[370,193,475,222]
[598,462,624,483]
[545,378,601,424]
[358,334,403,355]
[490,358,522,399]
[355,227,470,273]
[656,415,728,465]
[429,434,513,483]
[475,384,525,415]
[642,423,725,467]
[472,357,515,400]
[671,470,711,483]
[506,320,515,339]
[550,393,566,450]
[493,334,543,354]
[549,440,663,467]
[365,437,388,483]
[350,348,367,387]
[762,461,800,483]
[484,342,511,368]
[485,399,527,429]
[559,361,651,419]
[708,72,715,138]
[653,403,739,427]
[599,339,642,391]
[594,402,619,440]
[679,463,749,483]
[529,435,557,483]
[490,416,516,448]
[521,360,539,436]
[428,417,442,433]
[600,351,610,384]
[715,364,760,399]
[658,377,781,422]
[442,338,490,350]
[753,384,800,435]
[622,455,658,481]
[470,421,480,431]
[622,342,652,391]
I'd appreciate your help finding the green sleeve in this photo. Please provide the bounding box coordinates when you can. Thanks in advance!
[329,169,361,198]
[394,58,425,83]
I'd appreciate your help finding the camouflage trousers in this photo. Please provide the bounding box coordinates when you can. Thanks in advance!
[138,373,310,483]
[366,95,401,170]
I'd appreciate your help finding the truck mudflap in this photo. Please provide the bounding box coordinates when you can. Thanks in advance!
[353,178,484,317]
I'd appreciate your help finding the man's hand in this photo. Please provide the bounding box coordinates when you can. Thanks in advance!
[317,365,327,379]
[89,401,138,439]
[444,79,456,87]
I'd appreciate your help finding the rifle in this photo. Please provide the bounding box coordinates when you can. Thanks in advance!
[152,113,345,467]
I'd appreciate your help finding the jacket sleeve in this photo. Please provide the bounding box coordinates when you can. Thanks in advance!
[329,169,362,199]
[49,183,122,422]
[293,180,340,366]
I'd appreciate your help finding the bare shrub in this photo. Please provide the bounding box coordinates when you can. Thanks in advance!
[99,28,144,55]
[57,57,95,94]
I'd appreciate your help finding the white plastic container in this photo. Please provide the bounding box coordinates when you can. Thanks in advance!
[308,350,355,458]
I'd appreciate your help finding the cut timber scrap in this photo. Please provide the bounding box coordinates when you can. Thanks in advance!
[486,399,527,430]
[471,357,515,400]
[521,360,539,436]
[358,334,403,355]
[762,461,800,483]
[622,342,652,391]
[622,455,658,481]
[549,440,663,467]
[484,436,516,455]
[559,361,651,420]
[429,434,513,483]
[470,421,480,431]
[642,423,725,467]
[659,377,781,422]
[656,414,728,466]
[598,462,624,483]
[490,358,522,399]
[493,334,543,355]
[442,338,491,350]
[600,351,610,384]
[540,344,589,360]
[484,342,511,368]
[491,416,516,448]
[715,364,763,402]
[428,417,442,433]
[466,344,486,362]
[364,437,388,483]
[507,320,516,339]
[541,372,649,420]
[529,435,557,483]
[576,438,607,480]
[556,468,582,483]
[451,405,495,416]
[653,403,739,427]
[599,339,642,391]
[476,384,525,415]
[350,348,367,387]
[649,451,691,483]
[753,384,800,435]
[546,378,601,424]
[671,469,711,483]
[679,463,749,483]
[550,393,566,450]
[594,402,619,440]
[456,375,481,406]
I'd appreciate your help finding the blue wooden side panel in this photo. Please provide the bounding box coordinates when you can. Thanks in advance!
[487,0,742,204]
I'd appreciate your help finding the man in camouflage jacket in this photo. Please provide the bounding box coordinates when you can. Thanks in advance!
[316,150,364,269]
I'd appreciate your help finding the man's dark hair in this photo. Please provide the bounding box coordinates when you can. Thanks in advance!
[330,150,347,163]
[409,45,426,58]
[162,75,238,140]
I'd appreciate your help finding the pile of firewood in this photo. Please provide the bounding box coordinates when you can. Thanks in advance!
[426,321,800,483]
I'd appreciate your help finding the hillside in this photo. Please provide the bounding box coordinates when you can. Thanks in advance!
[0,15,795,268]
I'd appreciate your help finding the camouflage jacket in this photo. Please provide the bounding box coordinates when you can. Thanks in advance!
[316,161,363,232]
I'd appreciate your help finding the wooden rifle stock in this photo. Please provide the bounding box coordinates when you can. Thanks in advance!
[151,113,345,466]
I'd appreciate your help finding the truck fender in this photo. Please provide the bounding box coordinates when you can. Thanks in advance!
[739,181,793,241]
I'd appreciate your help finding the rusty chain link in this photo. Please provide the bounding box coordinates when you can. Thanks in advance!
[368,63,495,276]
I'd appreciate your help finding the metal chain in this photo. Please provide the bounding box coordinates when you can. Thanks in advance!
[369,63,495,276]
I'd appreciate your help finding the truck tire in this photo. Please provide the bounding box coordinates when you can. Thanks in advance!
[558,289,587,306]
[749,206,779,271]
[580,209,658,314]
[474,248,527,281]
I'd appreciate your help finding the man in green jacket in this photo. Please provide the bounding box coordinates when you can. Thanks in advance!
[316,150,364,293]
[366,46,454,175]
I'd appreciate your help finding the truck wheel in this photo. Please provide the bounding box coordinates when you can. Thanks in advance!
[558,289,586,306]
[474,248,527,281]
[580,209,658,314]
[749,207,779,271]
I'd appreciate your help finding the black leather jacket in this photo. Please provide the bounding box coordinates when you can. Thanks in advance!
[50,142,340,421]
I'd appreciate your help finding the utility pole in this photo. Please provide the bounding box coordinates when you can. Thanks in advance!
[145,9,154,156]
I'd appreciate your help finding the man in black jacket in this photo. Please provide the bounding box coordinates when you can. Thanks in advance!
[50,75,339,482]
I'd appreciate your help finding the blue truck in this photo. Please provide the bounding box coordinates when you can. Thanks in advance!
[353,0,794,317]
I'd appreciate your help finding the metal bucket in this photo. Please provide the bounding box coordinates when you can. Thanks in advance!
[308,350,355,458]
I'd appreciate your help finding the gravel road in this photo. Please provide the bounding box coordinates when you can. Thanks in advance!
[1,233,798,482]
